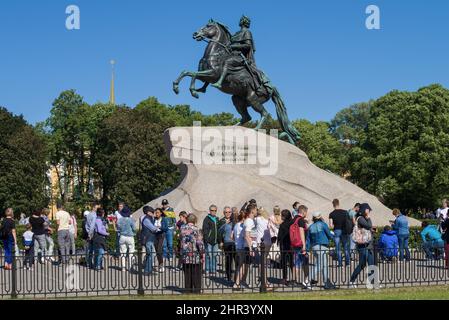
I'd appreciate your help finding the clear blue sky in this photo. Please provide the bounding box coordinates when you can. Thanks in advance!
[1,0,449,124]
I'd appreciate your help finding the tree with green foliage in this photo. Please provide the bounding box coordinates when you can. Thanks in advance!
[45,90,116,207]
[330,102,372,146]
[350,84,449,209]
[94,106,179,210]
[292,119,346,175]
[0,107,49,215]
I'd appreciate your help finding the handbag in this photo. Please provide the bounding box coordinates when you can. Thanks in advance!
[351,217,372,245]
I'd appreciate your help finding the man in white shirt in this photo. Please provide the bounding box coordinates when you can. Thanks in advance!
[437,200,449,221]
[113,202,125,258]
[114,202,125,222]
[55,202,72,264]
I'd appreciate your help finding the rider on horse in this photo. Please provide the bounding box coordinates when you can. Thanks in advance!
[212,15,268,93]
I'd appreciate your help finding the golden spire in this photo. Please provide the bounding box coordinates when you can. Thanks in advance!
[109,60,116,105]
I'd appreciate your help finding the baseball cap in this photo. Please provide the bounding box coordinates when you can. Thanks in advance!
[359,203,372,214]
[162,199,169,206]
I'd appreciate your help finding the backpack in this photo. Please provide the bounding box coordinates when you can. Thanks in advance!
[81,217,89,240]
[140,216,152,245]
[289,216,305,248]
[0,220,10,240]
[351,217,372,245]
[344,211,354,235]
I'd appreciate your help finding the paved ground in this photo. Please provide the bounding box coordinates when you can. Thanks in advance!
[0,249,448,299]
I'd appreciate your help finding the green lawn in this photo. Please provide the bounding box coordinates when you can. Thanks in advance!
[67,285,449,300]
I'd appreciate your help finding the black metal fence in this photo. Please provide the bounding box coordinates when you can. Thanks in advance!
[0,243,448,299]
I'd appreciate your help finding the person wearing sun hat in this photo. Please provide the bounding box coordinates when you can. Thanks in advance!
[306,211,336,290]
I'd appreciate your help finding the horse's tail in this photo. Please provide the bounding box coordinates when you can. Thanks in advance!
[271,87,301,144]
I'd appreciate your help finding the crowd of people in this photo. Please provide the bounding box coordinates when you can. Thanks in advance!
[2,198,449,293]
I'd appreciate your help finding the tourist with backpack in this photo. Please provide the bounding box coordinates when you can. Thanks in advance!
[1,208,17,270]
[349,203,375,288]
[290,205,311,289]
[306,212,336,290]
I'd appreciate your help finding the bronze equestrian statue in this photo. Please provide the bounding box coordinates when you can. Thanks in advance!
[172,16,301,144]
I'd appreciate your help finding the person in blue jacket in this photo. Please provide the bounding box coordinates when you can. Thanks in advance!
[306,212,336,290]
[421,221,444,260]
[377,226,398,262]
[391,209,410,261]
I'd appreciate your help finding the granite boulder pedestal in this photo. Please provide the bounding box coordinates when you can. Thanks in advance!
[133,126,420,227]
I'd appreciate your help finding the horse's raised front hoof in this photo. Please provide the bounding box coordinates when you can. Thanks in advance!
[190,90,199,99]
[235,117,252,127]
[173,83,180,95]
[211,82,222,89]
[197,87,207,94]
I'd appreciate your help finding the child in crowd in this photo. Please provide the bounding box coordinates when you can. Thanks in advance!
[23,224,35,270]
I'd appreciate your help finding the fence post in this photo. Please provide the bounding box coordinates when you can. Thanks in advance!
[137,231,145,296]
[11,245,17,299]
[260,242,267,293]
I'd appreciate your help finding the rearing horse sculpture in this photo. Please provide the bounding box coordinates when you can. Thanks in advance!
[173,19,300,144]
